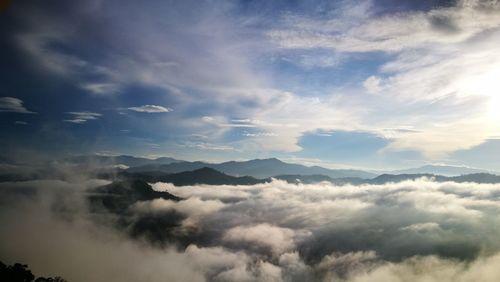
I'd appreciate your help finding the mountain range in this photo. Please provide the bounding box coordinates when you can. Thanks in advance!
[66,154,498,179]
[114,167,265,186]
[125,157,376,179]
[277,172,500,185]
[107,167,500,186]
[386,164,493,176]
[1,154,499,184]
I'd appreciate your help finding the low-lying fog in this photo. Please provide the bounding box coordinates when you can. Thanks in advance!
[2,175,500,281]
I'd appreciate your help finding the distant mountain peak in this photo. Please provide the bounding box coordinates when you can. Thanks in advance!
[388,164,494,177]
[184,166,224,175]
[247,157,282,163]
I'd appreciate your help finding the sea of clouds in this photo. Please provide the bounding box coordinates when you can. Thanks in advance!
[2,176,500,281]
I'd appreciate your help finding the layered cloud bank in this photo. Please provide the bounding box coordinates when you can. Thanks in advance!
[2,177,500,281]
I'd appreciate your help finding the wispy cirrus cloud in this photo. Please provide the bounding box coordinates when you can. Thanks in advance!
[268,0,500,53]
[0,97,36,114]
[64,111,102,124]
[80,82,120,95]
[127,105,172,113]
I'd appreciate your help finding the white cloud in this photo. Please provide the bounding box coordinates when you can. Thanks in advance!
[263,1,500,158]
[347,254,500,282]
[0,97,36,114]
[133,197,226,227]
[153,182,252,201]
[63,119,85,124]
[269,1,500,53]
[127,105,172,113]
[109,178,500,280]
[197,90,362,152]
[81,82,120,95]
[363,76,382,94]
[64,111,102,124]
[400,222,442,233]
[223,223,298,255]
[315,251,378,280]
[158,178,500,250]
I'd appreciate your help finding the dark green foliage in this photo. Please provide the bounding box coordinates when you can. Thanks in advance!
[0,261,66,282]
[0,262,34,282]
[88,179,186,245]
[89,179,181,214]
[149,167,267,186]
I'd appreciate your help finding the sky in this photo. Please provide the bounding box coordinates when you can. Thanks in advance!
[1,0,500,170]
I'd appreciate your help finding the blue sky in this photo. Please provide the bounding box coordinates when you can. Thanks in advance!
[1,0,500,170]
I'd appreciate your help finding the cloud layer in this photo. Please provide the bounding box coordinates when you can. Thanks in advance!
[3,172,500,281]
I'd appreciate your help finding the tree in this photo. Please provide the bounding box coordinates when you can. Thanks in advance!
[0,261,67,282]
[0,261,35,282]
[35,277,68,282]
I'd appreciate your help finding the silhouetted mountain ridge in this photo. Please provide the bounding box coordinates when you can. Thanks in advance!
[153,167,265,186]
[127,158,375,179]
[272,174,366,185]
[100,167,267,186]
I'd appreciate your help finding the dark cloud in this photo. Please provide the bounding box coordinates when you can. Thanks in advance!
[429,13,460,33]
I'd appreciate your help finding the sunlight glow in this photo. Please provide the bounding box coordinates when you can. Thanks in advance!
[459,64,500,122]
